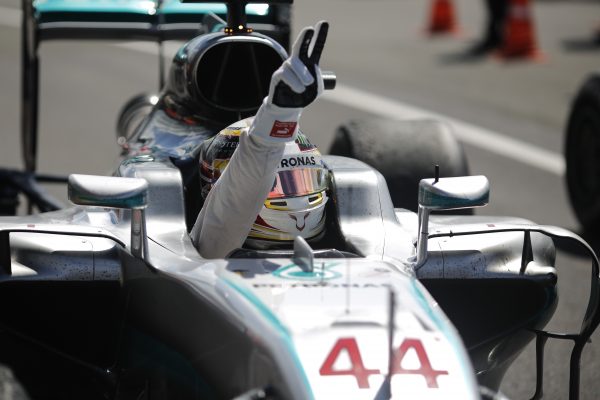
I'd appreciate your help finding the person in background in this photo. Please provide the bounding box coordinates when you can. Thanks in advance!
[468,0,509,56]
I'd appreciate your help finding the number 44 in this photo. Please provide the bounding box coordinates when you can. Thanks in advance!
[319,337,449,389]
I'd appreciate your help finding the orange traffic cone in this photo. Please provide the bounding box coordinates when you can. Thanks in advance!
[426,0,459,35]
[498,0,543,60]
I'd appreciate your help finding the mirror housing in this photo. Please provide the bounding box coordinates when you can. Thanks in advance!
[418,175,490,210]
[416,176,490,267]
[68,174,149,259]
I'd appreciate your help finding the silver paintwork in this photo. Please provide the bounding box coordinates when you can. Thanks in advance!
[417,225,555,279]
[69,173,149,259]
[68,174,148,209]
[118,157,200,259]
[418,176,490,210]
[324,156,414,268]
[292,236,314,273]
[0,153,577,398]
[416,176,490,268]
[0,219,124,282]
[424,221,595,279]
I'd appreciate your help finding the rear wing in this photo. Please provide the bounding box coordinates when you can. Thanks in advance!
[30,0,290,41]
[21,0,292,173]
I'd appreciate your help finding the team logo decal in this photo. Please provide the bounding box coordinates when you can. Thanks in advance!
[270,121,297,138]
[272,262,341,281]
[279,155,318,168]
[289,212,310,231]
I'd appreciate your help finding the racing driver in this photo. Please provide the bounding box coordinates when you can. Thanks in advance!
[191,21,329,258]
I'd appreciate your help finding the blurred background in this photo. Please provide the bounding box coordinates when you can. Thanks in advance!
[0,0,599,398]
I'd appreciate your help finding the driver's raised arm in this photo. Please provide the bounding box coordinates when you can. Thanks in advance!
[191,21,328,258]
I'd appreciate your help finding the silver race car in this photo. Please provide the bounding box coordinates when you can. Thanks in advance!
[0,1,598,399]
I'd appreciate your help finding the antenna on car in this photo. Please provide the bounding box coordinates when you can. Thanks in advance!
[345,262,351,314]
[386,288,396,397]
[224,1,253,34]
[374,288,396,400]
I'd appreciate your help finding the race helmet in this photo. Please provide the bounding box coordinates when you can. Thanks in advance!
[198,117,328,248]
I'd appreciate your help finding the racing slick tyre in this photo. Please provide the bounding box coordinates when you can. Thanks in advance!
[329,118,470,213]
[0,180,19,216]
[565,72,600,232]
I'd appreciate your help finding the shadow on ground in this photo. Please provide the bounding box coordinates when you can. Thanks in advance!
[562,37,600,53]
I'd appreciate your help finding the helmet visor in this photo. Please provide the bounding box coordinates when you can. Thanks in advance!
[268,168,327,198]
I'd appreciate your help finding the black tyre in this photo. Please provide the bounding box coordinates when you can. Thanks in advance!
[329,118,469,212]
[565,73,600,232]
[0,181,19,216]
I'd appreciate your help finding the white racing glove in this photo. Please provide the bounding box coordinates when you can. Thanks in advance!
[249,20,329,142]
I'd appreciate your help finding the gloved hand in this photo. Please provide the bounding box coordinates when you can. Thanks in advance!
[249,21,328,142]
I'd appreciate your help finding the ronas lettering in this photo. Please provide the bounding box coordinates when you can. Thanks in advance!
[319,337,449,389]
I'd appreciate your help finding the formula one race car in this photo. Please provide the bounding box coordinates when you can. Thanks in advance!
[0,1,598,399]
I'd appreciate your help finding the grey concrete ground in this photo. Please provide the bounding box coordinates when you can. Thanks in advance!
[0,0,599,398]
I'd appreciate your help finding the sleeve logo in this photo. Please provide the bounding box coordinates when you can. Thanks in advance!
[270,121,297,138]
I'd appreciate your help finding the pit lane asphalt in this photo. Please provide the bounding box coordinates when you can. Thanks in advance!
[0,0,599,398]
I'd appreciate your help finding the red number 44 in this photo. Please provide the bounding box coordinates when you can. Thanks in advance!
[319,337,449,389]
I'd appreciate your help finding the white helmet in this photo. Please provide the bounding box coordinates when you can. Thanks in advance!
[198,117,328,248]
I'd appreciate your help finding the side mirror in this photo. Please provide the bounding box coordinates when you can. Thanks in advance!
[416,175,490,267]
[68,174,149,259]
